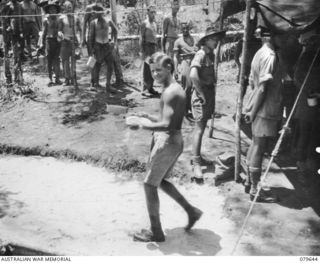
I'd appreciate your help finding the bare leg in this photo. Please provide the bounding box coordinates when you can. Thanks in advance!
[160,180,202,231]
[133,183,165,242]
[248,136,276,202]
[191,121,206,181]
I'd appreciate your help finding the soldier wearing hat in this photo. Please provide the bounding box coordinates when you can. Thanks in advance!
[244,26,287,202]
[88,3,118,92]
[162,0,180,58]
[140,5,160,97]
[189,27,225,183]
[40,0,62,86]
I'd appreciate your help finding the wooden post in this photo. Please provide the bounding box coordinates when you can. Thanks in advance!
[234,0,251,182]
[110,0,117,23]
[208,2,223,138]
[2,17,8,85]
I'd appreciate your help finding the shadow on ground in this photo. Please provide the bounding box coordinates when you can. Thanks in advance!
[146,227,222,256]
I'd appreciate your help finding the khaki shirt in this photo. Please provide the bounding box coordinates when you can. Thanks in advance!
[248,44,283,120]
[190,47,215,86]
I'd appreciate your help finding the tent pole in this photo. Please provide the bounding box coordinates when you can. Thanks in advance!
[208,1,224,138]
[234,0,252,182]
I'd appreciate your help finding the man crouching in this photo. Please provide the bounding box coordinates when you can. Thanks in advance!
[128,52,203,242]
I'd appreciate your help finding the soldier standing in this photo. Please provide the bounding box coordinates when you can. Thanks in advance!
[40,0,62,86]
[189,27,225,183]
[140,5,159,97]
[2,0,24,84]
[244,27,287,202]
[88,4,118,93]
[58,0,81,85]
[21,0,42,60]
[162,0,180,58]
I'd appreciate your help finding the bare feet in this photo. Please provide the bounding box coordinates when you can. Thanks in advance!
[185,207,203,231]
[133,228,165,242]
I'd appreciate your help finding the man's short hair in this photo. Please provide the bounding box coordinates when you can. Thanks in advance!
[149,52,175,74]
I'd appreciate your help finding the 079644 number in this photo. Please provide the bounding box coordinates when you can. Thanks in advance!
[300,257,318,261]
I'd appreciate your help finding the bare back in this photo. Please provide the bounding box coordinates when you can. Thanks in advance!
[159,82,186,130]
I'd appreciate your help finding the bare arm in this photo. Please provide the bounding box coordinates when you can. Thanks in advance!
[76,16,82,42]
[82,7,91,43]
[248,84,266,122]
[140,91,176,131]
[41,19,48,47]
[139,22,146,53]
[58,17,63,34]
[109,19,118,43]
[190,67,206,103]
[88,20,95,56]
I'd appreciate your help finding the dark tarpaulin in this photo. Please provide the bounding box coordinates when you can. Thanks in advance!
[221,0,320,33]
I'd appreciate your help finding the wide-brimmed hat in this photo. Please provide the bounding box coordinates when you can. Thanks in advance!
[91,4,104,13]
[43,0,61,13]
[147,5,156,12]
[198,27,226,45]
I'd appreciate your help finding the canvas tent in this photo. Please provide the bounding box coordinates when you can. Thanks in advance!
[227,0,320,180]
[220,0,320,33]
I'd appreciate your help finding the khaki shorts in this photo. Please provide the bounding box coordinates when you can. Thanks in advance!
[191,86,215,122]
[144,131,183,187]
[252,116,279,137]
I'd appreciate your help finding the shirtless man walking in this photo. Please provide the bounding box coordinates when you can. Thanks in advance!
[88,4,118,92]
[128,52,203,242]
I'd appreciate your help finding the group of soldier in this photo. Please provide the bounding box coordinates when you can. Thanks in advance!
[1,0,319,242]
[1,0,123,90]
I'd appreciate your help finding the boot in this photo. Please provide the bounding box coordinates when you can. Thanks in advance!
[249,167,277,203]
[185,206,203,231]
[191,156,204,184]
[133,215,165,242]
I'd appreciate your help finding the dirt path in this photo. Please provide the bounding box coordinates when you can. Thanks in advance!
[0,155,319,256]
[0,59,319,256]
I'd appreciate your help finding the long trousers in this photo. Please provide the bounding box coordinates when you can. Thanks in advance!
[46,38,61,81]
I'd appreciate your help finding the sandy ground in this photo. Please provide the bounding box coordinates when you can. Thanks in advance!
[0,155,319,256]
[0,57,320,255]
